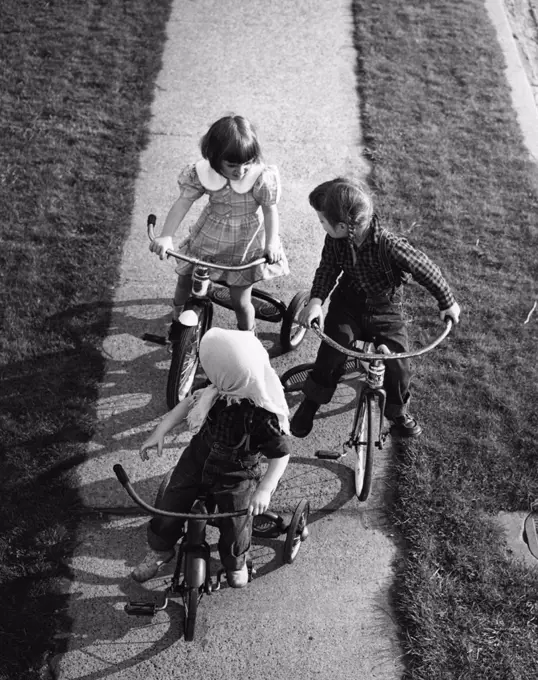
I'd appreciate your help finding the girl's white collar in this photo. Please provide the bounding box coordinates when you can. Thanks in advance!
[195,159,263,194]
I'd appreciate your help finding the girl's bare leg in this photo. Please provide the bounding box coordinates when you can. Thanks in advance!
[172,274,192,320]
[229,284,255,331]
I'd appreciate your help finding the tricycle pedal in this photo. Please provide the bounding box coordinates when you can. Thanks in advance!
[252,511,285,538]
[315,450,343,460]
[124,602,158,617]
[142,333,167,346]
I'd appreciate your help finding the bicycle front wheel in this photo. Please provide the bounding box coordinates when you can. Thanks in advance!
[183,586,200,642]
[166,314,207,409]
[354,392,375,502]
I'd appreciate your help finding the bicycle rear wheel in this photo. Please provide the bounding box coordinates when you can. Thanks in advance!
[166,305,210,408]
[353,392,375,501]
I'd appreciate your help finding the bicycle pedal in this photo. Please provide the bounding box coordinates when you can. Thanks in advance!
[213,569,226,591]
[124,602,158,617]
[142,333,167,346]
[315,450,343,460]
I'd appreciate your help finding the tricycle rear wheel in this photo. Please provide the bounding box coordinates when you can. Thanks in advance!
[280,291,309,352]
[283,499,310,564]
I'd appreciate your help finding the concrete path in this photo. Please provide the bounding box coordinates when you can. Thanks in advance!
[52,2,403,679]
[51,0,538,677]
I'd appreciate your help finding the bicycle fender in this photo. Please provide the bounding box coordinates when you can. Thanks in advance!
[184,555,206,589]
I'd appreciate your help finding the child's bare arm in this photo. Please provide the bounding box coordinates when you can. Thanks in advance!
[150,196,193,259]
[139,395,194,461]
[262,204,283,264]
[248,454,290,515]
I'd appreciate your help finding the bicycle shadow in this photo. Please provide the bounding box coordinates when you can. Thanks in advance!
[5,295,395,678]
[50,449,355,678]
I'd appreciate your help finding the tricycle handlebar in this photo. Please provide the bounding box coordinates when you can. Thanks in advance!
[113,464,248,519]
[147,214,266,271]
[310,318,453,361]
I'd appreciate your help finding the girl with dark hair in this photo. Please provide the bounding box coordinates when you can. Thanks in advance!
[150,114,288,332]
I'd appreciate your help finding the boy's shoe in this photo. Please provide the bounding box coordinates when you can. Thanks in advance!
[226,564,249,588]
[131,548,175,583]
[290,399,320,438]
[390,414,422,438]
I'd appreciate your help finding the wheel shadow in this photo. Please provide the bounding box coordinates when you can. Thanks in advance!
[50,449,356,677]
[4,295,391,678]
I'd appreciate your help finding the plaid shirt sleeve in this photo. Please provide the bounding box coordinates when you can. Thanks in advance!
[310,235,342,303]
[252,408,291,459]
[387,235,456,310]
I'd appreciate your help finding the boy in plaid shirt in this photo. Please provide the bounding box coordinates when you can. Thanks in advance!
[291,178,460,439]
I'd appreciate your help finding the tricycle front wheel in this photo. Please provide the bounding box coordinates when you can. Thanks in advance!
[183,586,200,642]
[166,303,211,408]
[354,393,375,501]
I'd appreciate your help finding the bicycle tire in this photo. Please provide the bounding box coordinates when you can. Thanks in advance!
[354,393,375,502]
[183,586,200,642]
[283,499,310,564]
[280,291,309,352]
[166,315,206,409]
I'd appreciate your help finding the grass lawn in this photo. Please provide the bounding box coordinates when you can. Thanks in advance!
[0,1,173,678]
[1,0,537,678]
[353,0,538,677]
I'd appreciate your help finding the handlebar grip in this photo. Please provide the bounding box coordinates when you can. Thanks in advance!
[113,464,129,486]
[147,214,156,242]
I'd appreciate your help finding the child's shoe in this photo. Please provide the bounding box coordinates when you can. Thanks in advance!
[226,563,249,588]
[390,413,422,438]
[290,398,320,438]
[131,548,175,583]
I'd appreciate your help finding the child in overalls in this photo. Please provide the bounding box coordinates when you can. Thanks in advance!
[132,328,291,588]
[291,177,461,439]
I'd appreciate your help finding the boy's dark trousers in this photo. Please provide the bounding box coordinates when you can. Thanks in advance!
[303,285,411,419]
[147,432,260,571]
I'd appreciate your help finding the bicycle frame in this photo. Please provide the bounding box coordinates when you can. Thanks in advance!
[312,318,452,443]
[307,319,453,499]
[113,464,309,639]
[146,213,309,407]
[147,213,267,326]
[114,464,249,639]
[347,360,386,452]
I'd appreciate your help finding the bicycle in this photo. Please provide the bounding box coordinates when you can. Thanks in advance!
[113,464,310,642]
[143,214,309,408]
[280,319,453,502]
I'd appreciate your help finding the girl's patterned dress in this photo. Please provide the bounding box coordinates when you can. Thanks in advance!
[174,159,289,287]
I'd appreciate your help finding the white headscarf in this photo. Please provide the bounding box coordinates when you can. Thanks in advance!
[186,328,290,435]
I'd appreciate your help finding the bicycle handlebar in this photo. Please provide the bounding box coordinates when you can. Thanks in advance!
[310,318,453,361]
[147,214,266,271]
[113,464,248,519]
